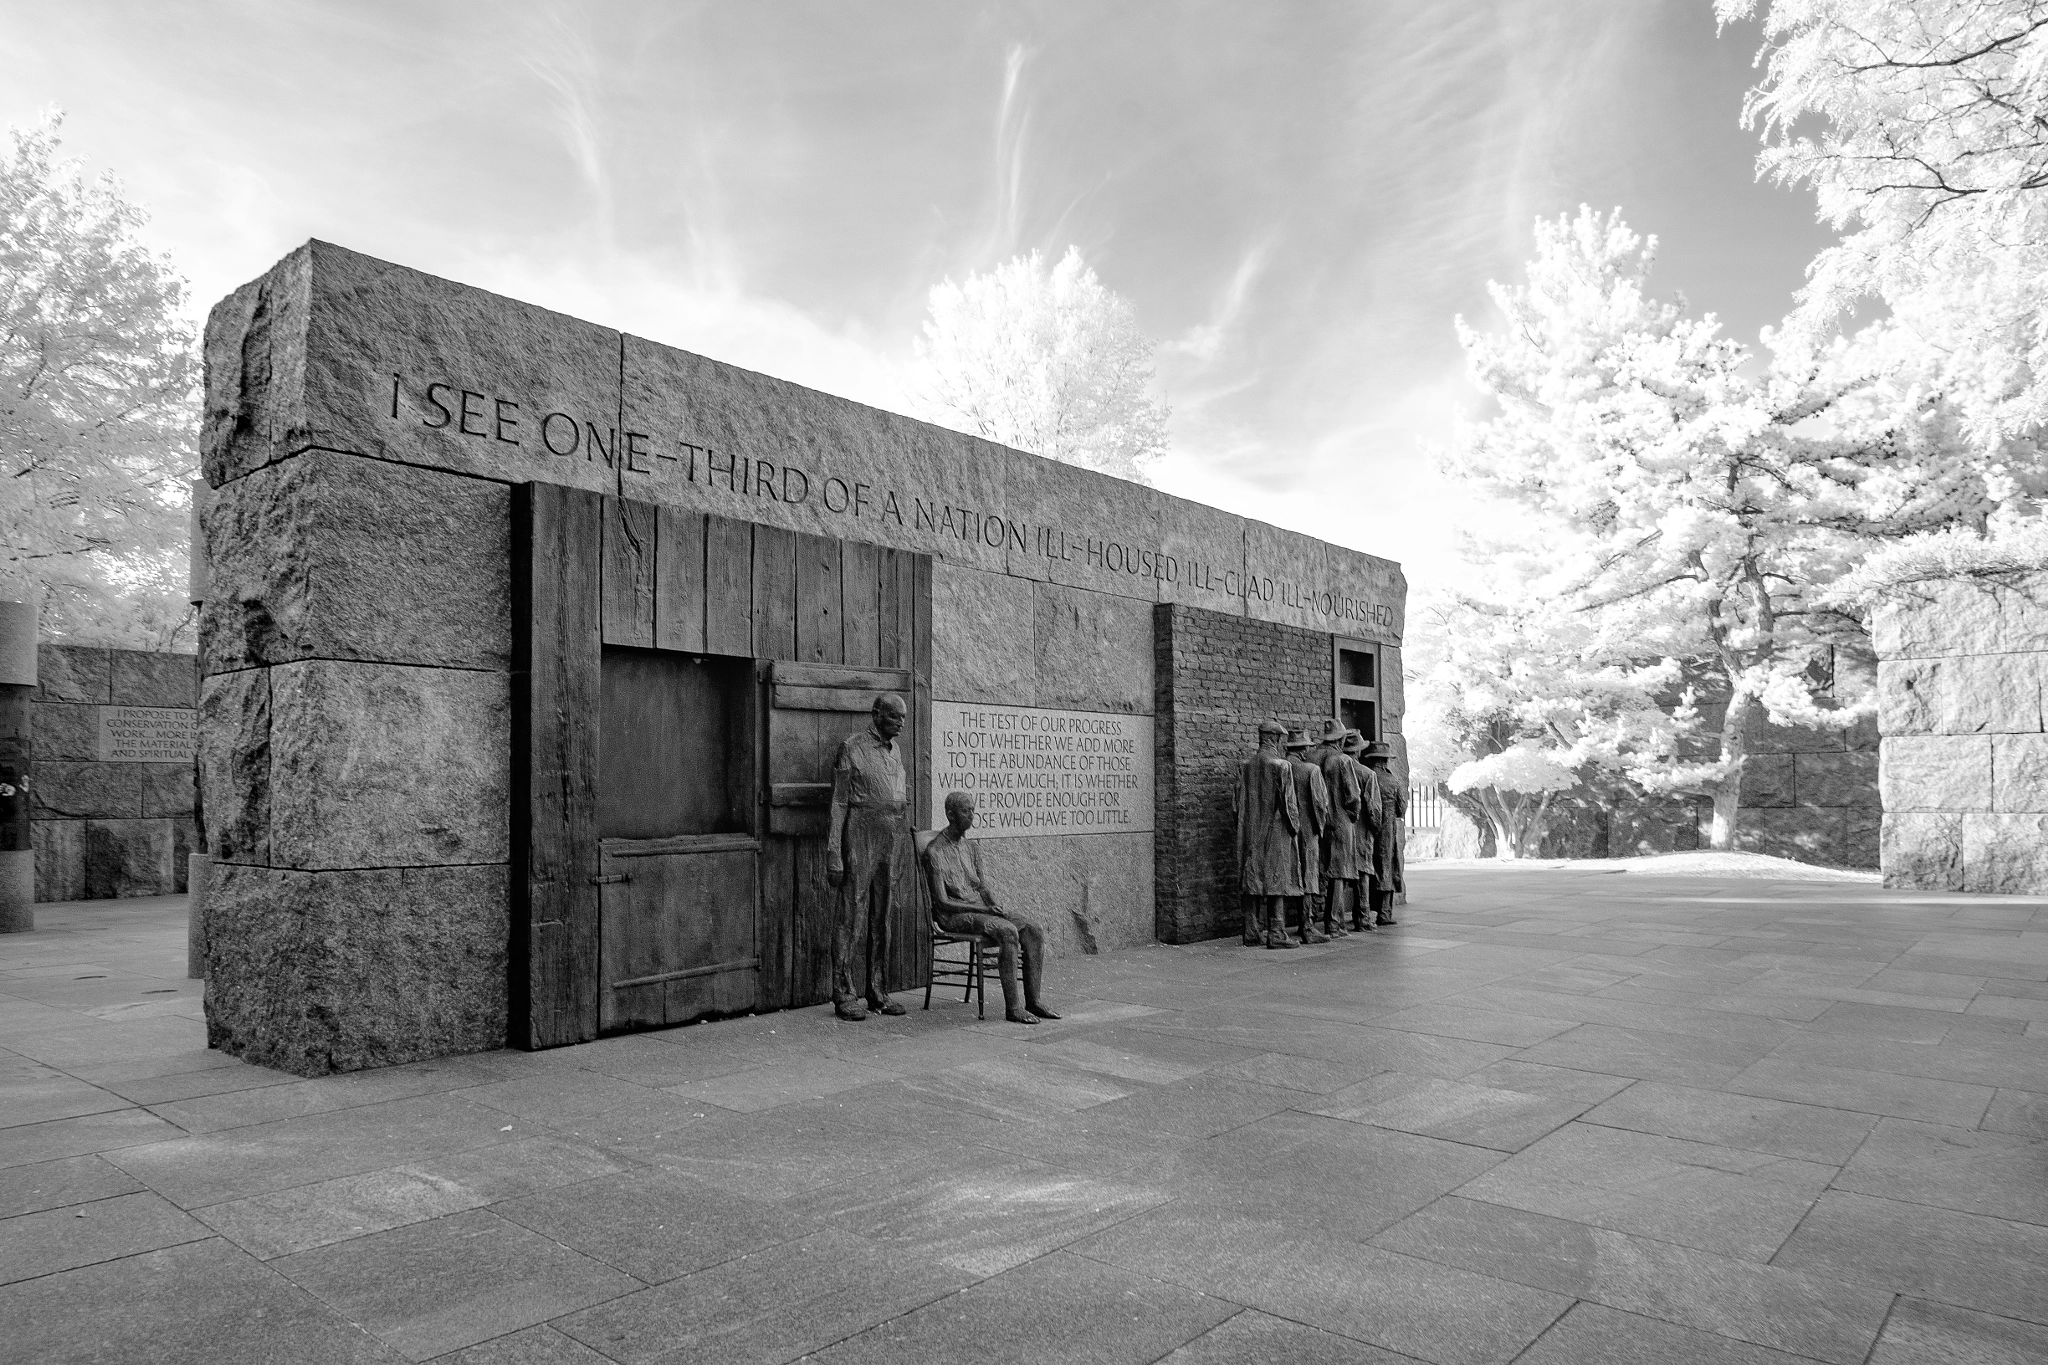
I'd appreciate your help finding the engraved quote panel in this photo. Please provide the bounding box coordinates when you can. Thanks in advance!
[930,702,1153,839]
[97,706,197,763]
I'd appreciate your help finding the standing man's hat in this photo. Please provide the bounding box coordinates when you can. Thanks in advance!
[1318,718,1347,743]
[1342,729,1365,749]
[1361,741,1395,761]
[1284,727,1313,749]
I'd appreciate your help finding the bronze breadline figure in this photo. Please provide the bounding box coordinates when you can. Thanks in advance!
[1283,726,1332,944]
[1361,739,1405,926]
[1307,718,1365,938]
[921,792,1060,1025]
[1235,720,1302,949]
[826,693,910,1021]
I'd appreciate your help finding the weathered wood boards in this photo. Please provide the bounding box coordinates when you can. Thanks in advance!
[519,484,932,1045]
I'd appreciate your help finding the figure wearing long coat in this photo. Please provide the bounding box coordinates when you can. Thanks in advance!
[1369,769,1406,894]
[1310,742,1365,883]
[1288,754,1330,893]
[1235,751,1301,896]
[1352,754,1382,876]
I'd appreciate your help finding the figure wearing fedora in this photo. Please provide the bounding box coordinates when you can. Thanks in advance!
[1235,721,1301,949]
[1283,726,1331,944]
[1343,730,1382,931]
[1307,719,1365,938]
[1360,740,1405,926]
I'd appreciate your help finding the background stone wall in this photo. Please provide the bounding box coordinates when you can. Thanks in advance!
[1526,708,1879,868]
[1153,603,1405,943]
[1877,576,2048,891]
[33,645,198,901]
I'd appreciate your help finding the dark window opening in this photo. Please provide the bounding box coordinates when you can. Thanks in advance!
[1341,698,1377,741]
[1339,649,1375,688]
[599,646,754,839]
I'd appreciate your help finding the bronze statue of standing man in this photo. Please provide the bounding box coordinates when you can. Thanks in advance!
[1236,721,1301,950]
[826,694,910,1020]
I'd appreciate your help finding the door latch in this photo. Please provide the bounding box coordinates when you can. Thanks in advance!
[589,873,630,886]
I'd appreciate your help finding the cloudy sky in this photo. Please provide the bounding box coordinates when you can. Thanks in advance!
[3,0,1834,589]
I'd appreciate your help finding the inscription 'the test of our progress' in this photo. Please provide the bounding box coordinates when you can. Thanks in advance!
[381,372,1399,631]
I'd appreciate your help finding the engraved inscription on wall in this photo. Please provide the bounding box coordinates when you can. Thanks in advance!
[931,702,1153,838]
[97,707,197,763]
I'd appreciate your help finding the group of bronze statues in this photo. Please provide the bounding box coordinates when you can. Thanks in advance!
[1236,719,1405,949]
[821,697,1405,1029]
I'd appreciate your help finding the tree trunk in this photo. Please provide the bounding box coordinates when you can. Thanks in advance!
[1707,694,1753,852]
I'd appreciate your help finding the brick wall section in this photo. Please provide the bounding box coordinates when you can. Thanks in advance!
[1154,603,1396,944]
[32,645,198,901]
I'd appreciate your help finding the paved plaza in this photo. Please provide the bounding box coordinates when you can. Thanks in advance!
[4,867,2047,1364]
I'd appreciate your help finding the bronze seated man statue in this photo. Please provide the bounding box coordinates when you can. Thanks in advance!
[920,791,1060,1026]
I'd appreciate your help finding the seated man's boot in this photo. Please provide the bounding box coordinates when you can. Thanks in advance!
[869,996,907,1016]
[1026,1001,1061,1019]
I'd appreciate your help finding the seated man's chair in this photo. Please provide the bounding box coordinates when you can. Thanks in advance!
[915,828,1001,1018]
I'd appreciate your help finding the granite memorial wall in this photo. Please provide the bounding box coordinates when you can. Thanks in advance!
[32,645,198,901]
[1877,575,2048,891]
[197,241,1405,1073]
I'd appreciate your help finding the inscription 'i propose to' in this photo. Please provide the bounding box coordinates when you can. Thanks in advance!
[930,702,1155,839]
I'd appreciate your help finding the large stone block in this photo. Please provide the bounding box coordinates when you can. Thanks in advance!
[138,763,195,819]
[83,818,175,898]
[1878,655,2045,735]
[33,762,138,819]
[929,563,1034,707]
[1734,807,1846,865]
[1793,750,1879,807]
[200,450,512,674]
[1962,812,2048,894]
[198,669,270,865]
[31,703,100,762]
[204,861,509,1075]
[1033,582,1153,714]
[1843,808,1881,868]
[36,645,108,703]
[1874,575,2048,659]
[1882,812,1963,890]
[1993,733,2048,813]
[975,830,1155,957]
[205,241,623,494]
[269,660,509,869]
[1739,753,1795,808]
[110,651,197,708]
[1381,645,1405,719]
[33,820,85,902]
[1881,735,1990,812]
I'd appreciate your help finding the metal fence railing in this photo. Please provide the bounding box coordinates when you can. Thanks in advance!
[1407,784,1447,831]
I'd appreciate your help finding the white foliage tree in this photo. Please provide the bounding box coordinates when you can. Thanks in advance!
[912,246,1168,484]
[1725,0,2048,449]
[1446,743,1578,861]
[1444,207,2015,849]
[1,112,195,648]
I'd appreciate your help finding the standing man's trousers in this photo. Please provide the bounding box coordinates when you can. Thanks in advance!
[834,802,904,1006]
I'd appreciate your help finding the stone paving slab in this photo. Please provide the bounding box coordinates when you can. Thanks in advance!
[6,872,2048,1362]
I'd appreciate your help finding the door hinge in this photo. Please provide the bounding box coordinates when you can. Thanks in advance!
[589,873,630,885]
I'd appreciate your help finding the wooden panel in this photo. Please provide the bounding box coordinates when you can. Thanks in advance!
[877,547,904,670]
[770,782,830,807]
[601,833,760,858]
[758,834,793,1011]
[769,662,910,690]
[516,481,604,1049]
[794,532,843,665]
[842,540,879,668]
[912,553,934,830]
[600,496,657,648]
[654,506,706,653]
[773,684,899,713]
[597,845,759,1029]
[752,525,798,662]
[791,837,835,1007]
[704,515,753,656]
[894,549,918,676]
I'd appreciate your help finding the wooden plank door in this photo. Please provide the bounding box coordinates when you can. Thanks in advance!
[597,836,759,1029]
